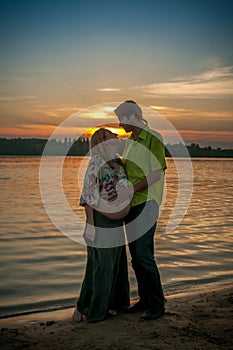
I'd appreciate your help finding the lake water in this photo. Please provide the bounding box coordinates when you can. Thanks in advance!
[0,157,232,318]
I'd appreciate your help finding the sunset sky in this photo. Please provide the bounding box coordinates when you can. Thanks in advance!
[0,0,233,148]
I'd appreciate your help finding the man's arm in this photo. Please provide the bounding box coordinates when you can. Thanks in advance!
[133,168,163,193]
[108,168,163,202]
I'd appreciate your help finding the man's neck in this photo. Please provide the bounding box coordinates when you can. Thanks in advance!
[132,125,144,141]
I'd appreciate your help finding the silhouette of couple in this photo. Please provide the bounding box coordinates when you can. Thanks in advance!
[73,100,167,323]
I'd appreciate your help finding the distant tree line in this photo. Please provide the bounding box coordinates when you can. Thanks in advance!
[0,138,232,157]
[0,137,89,156]
[165,143,233,158]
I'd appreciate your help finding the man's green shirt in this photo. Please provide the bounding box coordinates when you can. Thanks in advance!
[122,125,166,207]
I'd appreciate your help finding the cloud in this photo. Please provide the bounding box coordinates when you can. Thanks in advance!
[32,105,118,132]
[35,104,49,108]
[135,66,233,98]
[80,106,116,120]
[96,88,121,92]
[34,106,82,118]
[150,105,232,120]
[0,95,38,102]
[150,105,188,112]
[38,105,117,121]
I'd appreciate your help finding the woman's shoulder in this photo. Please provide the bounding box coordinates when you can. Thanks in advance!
[88,154,104,168]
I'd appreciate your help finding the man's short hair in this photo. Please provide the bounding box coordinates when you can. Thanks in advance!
[114,100,142,119]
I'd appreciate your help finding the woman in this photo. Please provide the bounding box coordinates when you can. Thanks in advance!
[72,128,130,323]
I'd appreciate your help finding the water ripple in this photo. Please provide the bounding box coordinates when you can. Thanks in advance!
[0,157,232,317]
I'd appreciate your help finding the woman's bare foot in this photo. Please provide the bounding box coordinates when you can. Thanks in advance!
[72,308,83,322]
[108,309,117,316]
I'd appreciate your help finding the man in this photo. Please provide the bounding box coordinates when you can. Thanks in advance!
[114,100,167,320]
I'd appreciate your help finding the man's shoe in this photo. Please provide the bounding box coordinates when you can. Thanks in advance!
[124,301,148,314]
[142,305,165,320]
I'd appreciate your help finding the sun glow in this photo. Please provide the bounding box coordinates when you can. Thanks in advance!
[82,126,130,138]
[106,127,130,137]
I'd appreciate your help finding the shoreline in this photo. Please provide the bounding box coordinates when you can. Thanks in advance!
[0,280,232,322]
[1,284,232,350]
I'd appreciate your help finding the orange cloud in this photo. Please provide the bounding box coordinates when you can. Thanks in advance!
[0,125,55,138]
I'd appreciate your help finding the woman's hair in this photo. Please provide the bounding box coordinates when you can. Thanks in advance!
[90,128,122,169]
[90,128,108,151]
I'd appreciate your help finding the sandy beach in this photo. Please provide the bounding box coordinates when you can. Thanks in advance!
[0,285,232,350]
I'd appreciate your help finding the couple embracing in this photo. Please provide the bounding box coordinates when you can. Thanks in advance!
[72,100,167,323]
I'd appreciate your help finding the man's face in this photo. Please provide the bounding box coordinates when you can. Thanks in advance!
[117,115,133,132]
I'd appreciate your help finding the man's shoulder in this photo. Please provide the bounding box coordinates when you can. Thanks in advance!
[145,126,164,144]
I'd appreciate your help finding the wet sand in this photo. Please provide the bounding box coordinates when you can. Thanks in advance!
[0,285,232,350]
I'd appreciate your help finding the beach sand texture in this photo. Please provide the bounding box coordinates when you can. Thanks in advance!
[0,285,232,350]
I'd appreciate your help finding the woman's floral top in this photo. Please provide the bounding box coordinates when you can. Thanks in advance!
[80,154,128,206]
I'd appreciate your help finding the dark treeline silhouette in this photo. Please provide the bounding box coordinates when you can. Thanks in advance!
[0,138,232,157]
[0,137,89,156]
[165,143,233,158]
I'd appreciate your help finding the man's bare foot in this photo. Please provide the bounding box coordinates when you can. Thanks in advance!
[108,309,117,316]
[72,309,83,322]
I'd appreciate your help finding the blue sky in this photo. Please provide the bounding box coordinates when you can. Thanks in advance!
[0,0,233,147]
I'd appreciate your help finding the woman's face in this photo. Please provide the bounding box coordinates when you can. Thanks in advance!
[103,130,120,153]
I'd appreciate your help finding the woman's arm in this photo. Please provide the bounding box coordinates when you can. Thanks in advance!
[85,204,94,225]
[84,204,95,241]
[108,168,163,201]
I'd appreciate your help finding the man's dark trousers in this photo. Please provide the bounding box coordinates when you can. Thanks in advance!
[124,200,166,307]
